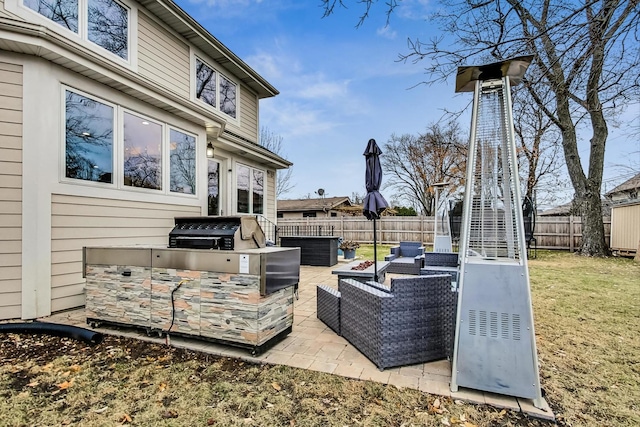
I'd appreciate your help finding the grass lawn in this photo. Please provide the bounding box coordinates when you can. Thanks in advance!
[1,251,638,426]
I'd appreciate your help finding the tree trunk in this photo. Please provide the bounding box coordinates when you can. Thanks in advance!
[577,185,609,256]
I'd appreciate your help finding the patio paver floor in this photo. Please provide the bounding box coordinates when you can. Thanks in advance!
[42,258,554,421]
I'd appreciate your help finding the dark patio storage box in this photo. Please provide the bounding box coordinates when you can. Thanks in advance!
[280,236,339,267]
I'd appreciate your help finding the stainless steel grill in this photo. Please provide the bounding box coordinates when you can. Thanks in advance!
[168,216,266,251]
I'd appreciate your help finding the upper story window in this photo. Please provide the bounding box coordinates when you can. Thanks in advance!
[25,0,78,31]
[195,56,237,119]
[195,58,216,107]
[21,0,129,60]
[219,74,236,119]
[88,0,128,59]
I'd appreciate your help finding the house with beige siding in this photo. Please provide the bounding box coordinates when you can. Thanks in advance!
[0,0,291,320]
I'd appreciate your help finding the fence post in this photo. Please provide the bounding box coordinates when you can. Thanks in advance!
[569,215,574,252]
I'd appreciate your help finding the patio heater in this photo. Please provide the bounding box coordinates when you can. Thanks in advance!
[432,181,453,253]
[450,55,543,407]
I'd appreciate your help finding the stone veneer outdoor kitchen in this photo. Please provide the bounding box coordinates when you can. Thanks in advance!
[84,246,300,354]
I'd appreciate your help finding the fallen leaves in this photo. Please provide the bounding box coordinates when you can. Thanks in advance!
[271,382,282,391]
[440,415,477,426]
[429,398,447,415]
[57,378,74,390]
[161,410,179,419]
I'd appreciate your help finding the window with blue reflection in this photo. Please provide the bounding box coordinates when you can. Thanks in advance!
[196,58,216,108]
[219,74,236,118]
[65,90,114,183]
[88,0,128,59]
[123,112,162,190]
[169,129,196,195]
[24,0,78,32]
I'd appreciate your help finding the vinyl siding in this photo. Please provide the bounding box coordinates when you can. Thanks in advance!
[0,60,22,320]
[266,169,276,222]
[50,194,201,312]
[234,88,258,142]
[137,10,190,98]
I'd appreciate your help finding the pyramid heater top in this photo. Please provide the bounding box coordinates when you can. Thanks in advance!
[455,55,534,93]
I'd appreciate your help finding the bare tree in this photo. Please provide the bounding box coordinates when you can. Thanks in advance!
[382,121,467,215]
[323,0,640,256]
[512,88,565,207]
[259,126,295,198]
[351,191,365,204]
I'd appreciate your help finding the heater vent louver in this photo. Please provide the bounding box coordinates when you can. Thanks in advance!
[467,310,522,341]
[469,310,477,335]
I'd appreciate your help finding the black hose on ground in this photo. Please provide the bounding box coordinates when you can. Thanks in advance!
[0,321,103,345]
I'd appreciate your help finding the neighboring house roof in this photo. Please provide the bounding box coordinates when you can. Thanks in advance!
[277,197,352,212]
[539,199,613,216]
[605,172,640,198]
[538,202,574,216]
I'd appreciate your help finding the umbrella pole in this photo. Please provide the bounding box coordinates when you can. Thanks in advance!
[373,218,378,282]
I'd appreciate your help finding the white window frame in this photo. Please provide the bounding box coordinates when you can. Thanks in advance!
[60,86,118,189]
[168,126,198,197]
[191,51,240,123]
[121,108,164,193]
[235,162,265,215]
[60,86,198,199]
[6,0,137,68]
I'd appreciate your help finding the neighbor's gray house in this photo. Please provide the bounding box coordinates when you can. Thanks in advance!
[0,0,291,320]
[277,197,354,218]
[605,172,640,203]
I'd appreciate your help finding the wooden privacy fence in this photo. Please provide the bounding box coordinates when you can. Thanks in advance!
[276,216,611,252]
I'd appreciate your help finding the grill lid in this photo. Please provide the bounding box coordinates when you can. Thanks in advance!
[169,216,266,250]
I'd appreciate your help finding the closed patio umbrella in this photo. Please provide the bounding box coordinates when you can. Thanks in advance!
[363,138,389,282]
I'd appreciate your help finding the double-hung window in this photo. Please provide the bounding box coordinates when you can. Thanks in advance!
[23,0,129,60]
[195,56,237,119]
[64,88,197,196]
[236,163,264,214]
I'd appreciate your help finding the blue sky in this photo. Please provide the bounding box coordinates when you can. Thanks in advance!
[176,0,639,207]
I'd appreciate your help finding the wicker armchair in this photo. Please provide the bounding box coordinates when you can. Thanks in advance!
[420,252,459,286]
[338,275,458,370]
[384,241,425,275]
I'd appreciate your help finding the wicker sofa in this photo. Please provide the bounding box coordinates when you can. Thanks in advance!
[384,241,425,275]
[323,275,458,370]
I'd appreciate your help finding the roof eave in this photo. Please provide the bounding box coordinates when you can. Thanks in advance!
[142,0,279,99]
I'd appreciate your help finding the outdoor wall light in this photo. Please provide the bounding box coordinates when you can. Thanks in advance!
[206,142,214,158]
